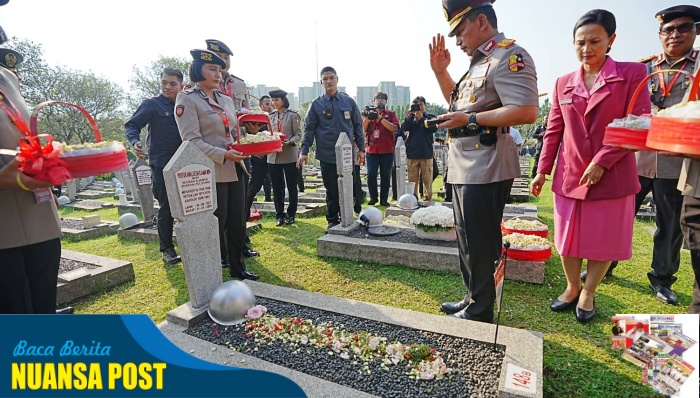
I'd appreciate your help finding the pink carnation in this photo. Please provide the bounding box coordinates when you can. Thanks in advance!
[246,305,265,320]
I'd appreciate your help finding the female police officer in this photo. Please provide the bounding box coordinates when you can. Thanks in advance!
[267,89,302,226]
[175,49,258,281]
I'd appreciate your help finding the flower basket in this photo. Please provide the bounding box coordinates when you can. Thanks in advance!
[501,217,548,238]
[31,101,129,178]
[416,227,457,241]
[228,133,285,156]
[503,233,552,261]
[646,69,700,155]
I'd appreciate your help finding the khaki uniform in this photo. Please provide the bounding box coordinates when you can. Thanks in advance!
[637,48,698,179]
[267,109,302,164]
[0,68,61,250]
[447,33,539,184]
[220,74,250,112]
[174,84,239,183]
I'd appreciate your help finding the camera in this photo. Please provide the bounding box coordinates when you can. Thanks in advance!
[410,101,421,112]
[363,105,379,120]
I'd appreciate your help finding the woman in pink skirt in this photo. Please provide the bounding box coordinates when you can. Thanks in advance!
[531,9,650,323]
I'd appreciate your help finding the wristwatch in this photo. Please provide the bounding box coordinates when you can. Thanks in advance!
[466,112,480,132]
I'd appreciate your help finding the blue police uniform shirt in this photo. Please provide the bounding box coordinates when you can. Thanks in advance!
[302,92,364,163]
[124,94,182,169]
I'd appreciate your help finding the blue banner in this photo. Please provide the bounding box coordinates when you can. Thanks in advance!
[0,315,305,397]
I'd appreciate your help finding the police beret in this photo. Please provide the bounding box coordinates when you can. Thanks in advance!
[0,0,8,5]
[189,49,226,68]
[656,5,700,24]
[0,48,22,70]
[443,0,495,37]
[268,89,288,98]
[205,39,233,56]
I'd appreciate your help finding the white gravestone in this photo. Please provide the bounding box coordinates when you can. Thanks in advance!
[335,133,355,227]
[163,141,221,309]
[394,137,407,199]
[66,179,77,201]
[126,161,140,203]
[131,159,156,222]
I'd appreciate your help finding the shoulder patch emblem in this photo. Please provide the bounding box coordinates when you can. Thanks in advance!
[636,54,656,64]
[508,53,526,72]
[497,39,516,49]
[176,105,184,117]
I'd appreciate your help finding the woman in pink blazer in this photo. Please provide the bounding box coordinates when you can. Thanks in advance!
[531,9,651,323]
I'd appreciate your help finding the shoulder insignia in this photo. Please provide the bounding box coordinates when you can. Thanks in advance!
[508,53,526,72]
[636,54,656,64]
[230,74,245,83]
[176,105,184,117]
[496,39,516,49]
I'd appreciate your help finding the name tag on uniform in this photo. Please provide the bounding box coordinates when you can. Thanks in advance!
[34,188,54,204]
[344,111,350,120]
[205,110,218,114]
[559,99,573,105]
[471,63,490,79]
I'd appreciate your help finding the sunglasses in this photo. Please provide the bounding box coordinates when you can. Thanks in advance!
[659,21,699,36]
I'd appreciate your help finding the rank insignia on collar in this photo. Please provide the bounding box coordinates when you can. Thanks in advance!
[176,105,184,117]
[496,39,516,49]
[691,50,698,61]
[482,53,493,64]
[508,53,525,72]
[482,40,496,53]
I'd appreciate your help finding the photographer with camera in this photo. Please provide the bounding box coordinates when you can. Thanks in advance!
[362,92,399,206]
[399,96,438,201]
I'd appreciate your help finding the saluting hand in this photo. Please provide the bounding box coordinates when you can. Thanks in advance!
[429,34,451,74]
[579,161,604,189]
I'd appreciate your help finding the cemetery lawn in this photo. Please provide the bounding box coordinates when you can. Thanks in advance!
[60,181,677,398]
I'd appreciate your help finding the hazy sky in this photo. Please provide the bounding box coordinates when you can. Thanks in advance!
[1,0,699,107]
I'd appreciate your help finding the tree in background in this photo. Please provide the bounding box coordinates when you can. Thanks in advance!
[5,37,127,144]
[127,55,189,112]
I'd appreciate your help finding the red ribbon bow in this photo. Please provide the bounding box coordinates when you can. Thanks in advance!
[16,134,72,185]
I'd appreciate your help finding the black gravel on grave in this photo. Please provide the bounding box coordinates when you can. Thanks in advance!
[59,258,100,273]
[186,297,503,398]
[346,227,458,248]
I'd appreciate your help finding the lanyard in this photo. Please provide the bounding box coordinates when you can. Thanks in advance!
[657,60,689,98]
[207,102,230,139]
[219,81,233,98]
[0,89,31,135]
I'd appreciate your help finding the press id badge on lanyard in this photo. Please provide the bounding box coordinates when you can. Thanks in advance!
[373,129,380,139]
[34,188,54,204]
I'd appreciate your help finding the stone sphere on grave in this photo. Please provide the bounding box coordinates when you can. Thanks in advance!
[208,280,256,325]
[358,207,383,227]
[57,196,71,205]
[397,194,419,210]
[115,188,125,195]
[118,213,139,229]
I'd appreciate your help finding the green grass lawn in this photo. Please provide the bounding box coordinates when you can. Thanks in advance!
[60,175,685,398]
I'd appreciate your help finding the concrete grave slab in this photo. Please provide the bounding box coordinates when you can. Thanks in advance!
[118,220,262,244]
[60,217,119,240]
[57,249,134,304]
[76,190,113,200]
[61,200,115,212]
[251,201,327,218]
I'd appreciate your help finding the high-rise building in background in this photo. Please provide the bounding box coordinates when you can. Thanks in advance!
[354,82,411,111]
[298,82,346,105]
[355,86,375,108]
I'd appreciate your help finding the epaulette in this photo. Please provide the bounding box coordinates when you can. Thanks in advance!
[636,54,657,64]
[230,74,245,83]
[181,88,197,95]
[496,39,516,49]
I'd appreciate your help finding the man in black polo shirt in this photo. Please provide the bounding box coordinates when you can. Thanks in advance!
[125,68,184,264]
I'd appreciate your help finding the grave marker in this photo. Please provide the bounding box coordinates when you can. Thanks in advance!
[335,134,354,227]
[131,159,156,222]
[163,141,221,308]
[66,180,77,201]
[394,137,406,198]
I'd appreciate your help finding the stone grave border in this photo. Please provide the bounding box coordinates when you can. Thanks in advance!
[61,217,119,240]
[60,200,116,212]
[161,281,543,398]
[57,249,134,304]
[117,221,262,243]
[251,201,327,218]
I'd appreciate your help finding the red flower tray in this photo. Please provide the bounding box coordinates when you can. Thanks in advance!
[505,246,552,262]
[603,126,651,151]
[501,224,548,238]
[647,117,700,155]
[228,139,283,156]
[62,149,130,178]
[238,113,270,125]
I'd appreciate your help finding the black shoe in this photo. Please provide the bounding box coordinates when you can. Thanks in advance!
[265,197,272,202]
[276,217,285,227]
[550,289,581,312]
[243,249,260,258]
[440,298,468,314]
[651,284,678,305]
[448,308,493,323]
[380,201,390,207]
[580,264,616,282]
[326,222,340,231]
[56,307,75,314]
[575,300,596,323]
[241,270,259,281]
[221,258,230,268]
[162,248,181,264]
[286,216,295,225]
[299,190,305,193]
[368,199,378,206]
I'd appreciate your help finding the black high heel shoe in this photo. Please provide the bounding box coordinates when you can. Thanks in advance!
[550,289,581,312]
[575,299,596,323]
